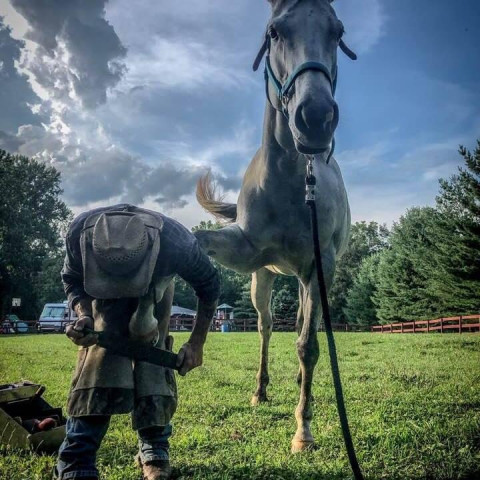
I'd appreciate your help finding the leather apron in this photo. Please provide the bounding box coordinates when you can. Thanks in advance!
[67,277,177,430]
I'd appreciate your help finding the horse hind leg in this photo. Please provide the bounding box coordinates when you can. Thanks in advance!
[250,268,276,406]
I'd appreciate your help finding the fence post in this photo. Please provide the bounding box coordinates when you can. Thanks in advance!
[381,324,384,333]
[459,315,462,334]
[440,318,444,333]
[401,323,403,333]
[413,321,416,333]
[427,320,430,333]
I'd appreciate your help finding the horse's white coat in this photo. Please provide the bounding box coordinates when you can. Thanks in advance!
[195,0,351,451]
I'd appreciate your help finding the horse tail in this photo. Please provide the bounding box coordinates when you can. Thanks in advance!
[196,170,237,222]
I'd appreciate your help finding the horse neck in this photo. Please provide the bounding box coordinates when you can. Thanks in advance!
[261,103,304,176]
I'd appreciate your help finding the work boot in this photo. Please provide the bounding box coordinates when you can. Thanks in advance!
[136,454,172,480]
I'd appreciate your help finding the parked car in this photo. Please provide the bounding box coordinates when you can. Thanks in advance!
[1,314,29,334]
[36,302,77,333]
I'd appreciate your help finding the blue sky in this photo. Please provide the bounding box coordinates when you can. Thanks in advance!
[0,0,479,228]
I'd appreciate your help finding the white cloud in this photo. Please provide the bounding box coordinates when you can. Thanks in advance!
[334,0,387,54]
[336,141,390,168]
[120,37,254,92]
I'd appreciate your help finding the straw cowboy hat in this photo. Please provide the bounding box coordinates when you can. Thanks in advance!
[80,211,163,299]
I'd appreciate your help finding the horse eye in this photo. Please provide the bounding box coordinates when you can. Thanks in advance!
[269,27,279,40]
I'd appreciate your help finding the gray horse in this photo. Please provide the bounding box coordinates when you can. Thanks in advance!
[195,0,355,452]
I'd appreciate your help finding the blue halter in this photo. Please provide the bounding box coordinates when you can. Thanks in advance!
[261,37,340,163]
[265,56,338,109]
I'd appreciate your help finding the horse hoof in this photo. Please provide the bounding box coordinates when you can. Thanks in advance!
[291,439,315,453]
[251,395,268,406]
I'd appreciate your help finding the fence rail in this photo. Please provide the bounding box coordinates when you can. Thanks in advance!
[170,317,365,333]
[371,315,480,334]
[1,317,369,335]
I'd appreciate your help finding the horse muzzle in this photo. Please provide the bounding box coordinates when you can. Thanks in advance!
[290,98,339,154]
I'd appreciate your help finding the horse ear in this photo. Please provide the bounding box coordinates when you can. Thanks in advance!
[252,37,268,71]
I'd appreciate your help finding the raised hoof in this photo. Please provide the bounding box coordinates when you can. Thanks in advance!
[291,439,315,453]
[250,394,269,406]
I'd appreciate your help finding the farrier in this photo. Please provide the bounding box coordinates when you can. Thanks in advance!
[55,203,219,480]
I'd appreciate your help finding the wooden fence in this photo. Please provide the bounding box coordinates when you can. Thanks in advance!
[0,317,369,335]
[170,317,364,333]
[371,315,480,334]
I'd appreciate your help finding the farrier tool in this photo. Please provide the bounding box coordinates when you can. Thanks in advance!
[82,328,180,370]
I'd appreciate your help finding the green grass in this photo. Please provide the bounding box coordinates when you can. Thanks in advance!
[1,332,479,480]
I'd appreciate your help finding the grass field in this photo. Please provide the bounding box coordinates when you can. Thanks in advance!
[0,332,479,480]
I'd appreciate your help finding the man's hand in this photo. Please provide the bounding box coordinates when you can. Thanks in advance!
[66,315,98,347]
[176,342,203,376]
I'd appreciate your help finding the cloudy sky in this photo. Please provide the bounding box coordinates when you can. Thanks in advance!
[1,0,479,228]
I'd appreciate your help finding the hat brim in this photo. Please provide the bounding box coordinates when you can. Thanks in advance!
[81,226,160,299]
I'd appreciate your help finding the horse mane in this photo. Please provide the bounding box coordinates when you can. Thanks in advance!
[196,171,237,222]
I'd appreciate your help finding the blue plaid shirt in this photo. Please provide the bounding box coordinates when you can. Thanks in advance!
[62,204,220,307]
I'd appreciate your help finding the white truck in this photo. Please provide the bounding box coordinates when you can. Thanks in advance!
[36,302,77,333]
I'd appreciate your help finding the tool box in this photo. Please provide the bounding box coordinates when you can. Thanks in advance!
[0,381,66,453]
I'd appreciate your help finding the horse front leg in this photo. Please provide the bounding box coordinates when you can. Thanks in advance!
[250,268,276,406]
[292,251,336,453]
[194,224,266,274]
[296,282,304,389]
[292,273,321,453]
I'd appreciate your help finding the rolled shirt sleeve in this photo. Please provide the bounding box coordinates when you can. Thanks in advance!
[175,240,220,303]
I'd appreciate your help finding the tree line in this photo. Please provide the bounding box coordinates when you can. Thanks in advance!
[175,141,480,326]
[0,141,478,324]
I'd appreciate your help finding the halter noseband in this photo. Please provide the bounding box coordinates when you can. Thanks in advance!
[253,33,356,163]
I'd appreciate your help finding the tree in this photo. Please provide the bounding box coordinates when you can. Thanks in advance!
[344,253,381,326]
[272,275,298,319]
[34,252,66,309]
[233,281,257,319]
[429,142,480,314]
[373,207,443,323]
[0,150,71,318]
[329,221,389,323]
[373,142,480,323]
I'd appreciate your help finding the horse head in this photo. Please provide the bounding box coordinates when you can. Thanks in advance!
[254,0,356,155]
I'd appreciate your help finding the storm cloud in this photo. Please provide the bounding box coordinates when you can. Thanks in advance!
[1,0,477,227]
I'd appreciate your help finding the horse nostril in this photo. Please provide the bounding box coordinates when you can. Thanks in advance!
[295,101,338,135]
[295,104,308,133]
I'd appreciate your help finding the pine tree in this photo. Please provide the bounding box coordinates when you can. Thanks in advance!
[429,142,480,314]
[330,221,389,323]
[373,207,442,323]
[233,281,256,319]
[344,253,380,326]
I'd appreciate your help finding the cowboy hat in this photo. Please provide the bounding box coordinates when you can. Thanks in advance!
[80,211,163,299]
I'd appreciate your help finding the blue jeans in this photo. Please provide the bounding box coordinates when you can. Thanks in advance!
[55,416,172,479]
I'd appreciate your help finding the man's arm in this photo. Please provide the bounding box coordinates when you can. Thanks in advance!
[175,241,220,376]
[176,298,217,376]
[62,232,97,347]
